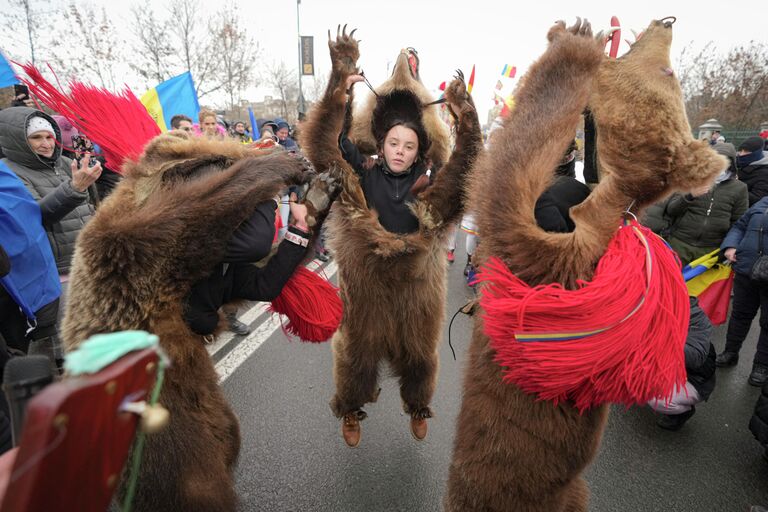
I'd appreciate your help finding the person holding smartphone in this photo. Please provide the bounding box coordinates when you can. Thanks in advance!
[10,84,34,108]
[0,107,101,368]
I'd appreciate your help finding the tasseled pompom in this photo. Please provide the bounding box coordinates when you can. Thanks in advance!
[476,221,689,411]
[20,64,161,173]
[269,266,342,343]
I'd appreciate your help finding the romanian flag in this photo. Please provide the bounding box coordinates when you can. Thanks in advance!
[467,65,475,94]
[140,72,200,132]
[501,64,516,78]
[683,249,734,325]
[0,50,18,88]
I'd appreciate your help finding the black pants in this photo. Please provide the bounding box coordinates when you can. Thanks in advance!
[0,288,59,355]
[724,272,768,365]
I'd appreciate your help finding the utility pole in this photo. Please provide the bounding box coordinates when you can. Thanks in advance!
[23,0,37,66]
[296,0,305,119]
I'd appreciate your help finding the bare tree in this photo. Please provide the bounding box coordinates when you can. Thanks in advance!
[129,1,175,86]
[167,0,221,99]
[209,6,260,110]
[677,41,768,129]
[266,61,300,120]
[1,0,52,65]
[305,73,328,103]
[49,4,123,89]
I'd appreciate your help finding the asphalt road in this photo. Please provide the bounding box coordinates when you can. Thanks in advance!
[214,235,768,512]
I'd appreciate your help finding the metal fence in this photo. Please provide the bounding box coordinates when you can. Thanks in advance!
[695,129,760,147]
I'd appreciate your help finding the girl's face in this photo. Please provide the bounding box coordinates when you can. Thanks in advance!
[27,131,56,158]
[382,125,419,173]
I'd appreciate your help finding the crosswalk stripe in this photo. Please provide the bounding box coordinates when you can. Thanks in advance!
[212,260,338,381]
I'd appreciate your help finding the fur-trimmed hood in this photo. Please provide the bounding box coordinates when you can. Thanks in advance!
[349,49,450,169]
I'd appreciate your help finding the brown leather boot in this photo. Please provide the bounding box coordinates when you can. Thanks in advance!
[342,412,363,447]
[410,417,428,441]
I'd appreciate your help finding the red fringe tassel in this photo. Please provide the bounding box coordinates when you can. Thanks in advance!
[269,266,342,343]
[477,221,689,411]
[19,64,161,173]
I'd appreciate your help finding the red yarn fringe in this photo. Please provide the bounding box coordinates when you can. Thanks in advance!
[269,266,342,343]
[477,221,689,411]
[19,64,161,173]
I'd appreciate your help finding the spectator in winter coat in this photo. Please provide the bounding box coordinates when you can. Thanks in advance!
[643,142,748,265]
[0,108,101,276]
[275,119,298,151]
[737,136,768,206]
[230,121,253,144]
[170,114,194,133]
[648,297,716,430]
[718,195,768,386]
[0,108,100,367]
[199,109,222,139]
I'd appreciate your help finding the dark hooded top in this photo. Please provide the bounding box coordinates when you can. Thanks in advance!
[0,107,94,275]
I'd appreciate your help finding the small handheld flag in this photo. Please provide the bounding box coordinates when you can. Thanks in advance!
[500,65,516,79]
[466,65,476,94]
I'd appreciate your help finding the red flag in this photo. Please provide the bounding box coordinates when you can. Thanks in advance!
[467,64,475,94]
[438,81,446,91]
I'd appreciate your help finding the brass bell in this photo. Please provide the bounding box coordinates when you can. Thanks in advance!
[140,403,170,434]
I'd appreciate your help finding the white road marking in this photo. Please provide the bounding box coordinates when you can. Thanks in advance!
[212,260,338,382]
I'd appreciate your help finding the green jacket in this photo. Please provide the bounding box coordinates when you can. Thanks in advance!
[663,179,748,249]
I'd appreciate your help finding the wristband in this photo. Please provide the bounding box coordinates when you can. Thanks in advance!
[284,230,309,247]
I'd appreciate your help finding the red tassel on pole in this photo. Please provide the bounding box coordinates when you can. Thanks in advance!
[476,221,689,411]
[19,64,161,173]
[269,266,342,343]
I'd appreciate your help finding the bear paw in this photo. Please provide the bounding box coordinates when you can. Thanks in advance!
[328,24,360,76]
[444,70,474,119]
[547,17,593,43]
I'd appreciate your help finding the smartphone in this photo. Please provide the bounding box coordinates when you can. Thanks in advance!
[13,84,29,98]
[72,135,96,168]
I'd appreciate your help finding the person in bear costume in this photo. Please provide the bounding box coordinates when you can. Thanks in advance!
[299,27,483,447]
[444,18,726,511]
[61,130,327,511]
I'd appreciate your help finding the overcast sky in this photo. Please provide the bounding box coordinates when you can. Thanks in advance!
[5,0,766,116]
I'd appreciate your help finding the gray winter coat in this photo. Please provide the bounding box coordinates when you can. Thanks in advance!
[0,107,94,275]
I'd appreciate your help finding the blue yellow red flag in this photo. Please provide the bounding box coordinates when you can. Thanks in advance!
[501,64,516,78]
[140,72,200,132]
[682,248,734,325]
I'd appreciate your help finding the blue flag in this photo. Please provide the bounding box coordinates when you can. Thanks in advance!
[140,72,200,132]
[0,51,19,88]
[0,162,61,320]
[248,107,260,140]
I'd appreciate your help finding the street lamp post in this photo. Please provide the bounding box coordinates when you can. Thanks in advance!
[296,0,304,120]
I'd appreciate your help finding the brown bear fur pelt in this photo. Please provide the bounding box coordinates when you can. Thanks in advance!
[301,28,482,428]
[62,132,312,511]
[444,19,725,511]
[347,48,451,170]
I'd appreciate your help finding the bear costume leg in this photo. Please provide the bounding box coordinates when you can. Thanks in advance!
[330,329,383,417]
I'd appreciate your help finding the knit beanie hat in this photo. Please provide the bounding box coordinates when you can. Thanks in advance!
[51,115,78,146]
[739,136,765,153]
[26,116,55,137]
